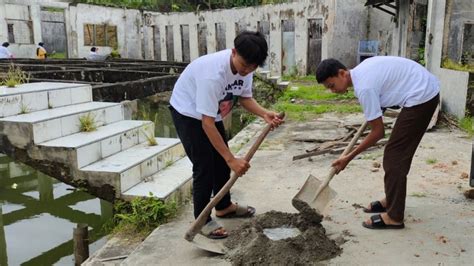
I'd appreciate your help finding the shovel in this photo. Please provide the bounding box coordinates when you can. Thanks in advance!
[184,112,285,254]
[292,121,369,216]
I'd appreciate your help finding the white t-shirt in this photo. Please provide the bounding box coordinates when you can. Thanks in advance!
[170,49,253,121]
[0,46,12,59]
[350,56,440,121]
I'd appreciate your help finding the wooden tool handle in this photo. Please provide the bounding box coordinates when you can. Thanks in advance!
[185,112,285,241]
[313,121,369,198]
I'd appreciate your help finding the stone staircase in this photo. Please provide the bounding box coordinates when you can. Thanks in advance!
[256,70,291,90]
[0,82,192,201]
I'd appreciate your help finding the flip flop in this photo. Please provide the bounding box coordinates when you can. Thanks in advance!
[362,214,405,230]
[216,204,256,219]
[363,200,387,213]
[200,220,228,239]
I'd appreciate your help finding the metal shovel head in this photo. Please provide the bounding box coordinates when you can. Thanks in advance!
[292,174,337,215]
[190,234,229,255]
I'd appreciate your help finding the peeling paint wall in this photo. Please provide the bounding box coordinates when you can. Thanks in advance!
[426,0,471,118]
[446,0,474,62]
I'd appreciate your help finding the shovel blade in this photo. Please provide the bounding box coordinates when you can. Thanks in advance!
[292,174,337,214]
[191,234,228,255]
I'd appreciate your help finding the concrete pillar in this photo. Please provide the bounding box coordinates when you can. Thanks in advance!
[207,22,217,54]
[0,206,7,266]
[30,4,42,49]
[269,13,282,75]
[189,23,199,60]
[173,21,182,62]
[294,16,308,75]
[0,1,7,42]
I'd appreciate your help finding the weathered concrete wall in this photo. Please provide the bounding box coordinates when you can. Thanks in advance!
[446,0,474,62]
[40,9,67,54]
[367,6,396,57]
[68,4,143,59]
[426,0,471,118]
[146,1,333,75]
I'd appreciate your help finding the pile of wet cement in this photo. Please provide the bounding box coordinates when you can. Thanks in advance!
[224,210,341,265]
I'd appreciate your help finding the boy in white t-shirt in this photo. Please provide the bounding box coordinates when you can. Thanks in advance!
[316,57,439,230]
[169,31,283,239]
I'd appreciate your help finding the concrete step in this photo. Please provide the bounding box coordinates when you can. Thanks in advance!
[277,81,291,90]
[0,102,123,147]
[80,138,185,195]
[122,156,192,202]
[268,76,281,85]
[37,120,154,168]
[0,82,92,118]
[256,70,270,79]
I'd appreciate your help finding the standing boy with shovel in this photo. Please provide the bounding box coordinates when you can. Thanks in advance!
[315,57,439,229]
[169,31,283,239]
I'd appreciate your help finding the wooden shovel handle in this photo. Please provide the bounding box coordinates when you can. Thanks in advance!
[185,112,285,241]
[313,121,369,198]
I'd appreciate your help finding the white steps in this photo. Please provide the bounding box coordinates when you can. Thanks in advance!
[80,138,186,193]
[123,157,192,200]
[38,120,154,168]
[0,82,192,201]
[0,82,92,117]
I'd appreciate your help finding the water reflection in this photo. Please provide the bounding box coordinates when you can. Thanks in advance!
[0,154,112,265]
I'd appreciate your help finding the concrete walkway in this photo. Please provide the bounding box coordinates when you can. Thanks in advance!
[122,113,473,265]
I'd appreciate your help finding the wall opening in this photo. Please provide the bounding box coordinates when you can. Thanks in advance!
[461,23,474,65]
[166,25,174,61]
[281,20,296,75]
[83,24,117,47]
[198,23,208,56]
[6,19,34,44]
[307,18,323,75]
[152,26,161,60]
[180,24,190,62]
[215,22,226,51]
[40,8,68,57]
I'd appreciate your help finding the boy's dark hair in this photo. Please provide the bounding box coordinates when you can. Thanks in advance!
[315,58,347,83]
[90,47,97,52]
[2,42,9,47]
[38,42,44,46]
[234,31,268,67]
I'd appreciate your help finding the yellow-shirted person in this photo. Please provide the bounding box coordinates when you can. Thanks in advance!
[36,42,47,59]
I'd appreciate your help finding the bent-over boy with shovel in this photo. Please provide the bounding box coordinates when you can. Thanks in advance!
[315,56,439,229]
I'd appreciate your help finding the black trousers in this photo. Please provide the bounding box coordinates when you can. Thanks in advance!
[383,94,439,222]
[169,105,231,223]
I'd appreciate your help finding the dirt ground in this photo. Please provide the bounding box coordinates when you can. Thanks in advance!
[120,112,473,265]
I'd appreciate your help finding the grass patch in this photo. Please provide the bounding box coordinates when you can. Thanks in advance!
[109,195,177,239]
[79,113,97,132]
[1,64,29,88]
[279,84,356,101]
[48,52,67,59]
[459,116,474,136]
[274,102,361,121]
[426,158,437,164]
[410,192,427,197]
[282,75,317,82]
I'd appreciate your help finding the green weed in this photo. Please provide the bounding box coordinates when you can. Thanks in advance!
[459,116,474,137]
[2,64,29,88]
[111,194,177,238]
[426,158,437,164]
[79,113,97,132]
[20,103,30,114]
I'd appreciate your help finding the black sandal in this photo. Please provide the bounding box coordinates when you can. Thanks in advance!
[362,214,405,230]
[363,200,386,213]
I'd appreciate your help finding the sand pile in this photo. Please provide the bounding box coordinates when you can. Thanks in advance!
[224,211,341,265]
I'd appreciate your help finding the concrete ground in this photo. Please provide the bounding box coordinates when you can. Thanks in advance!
[122,113,473,265]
